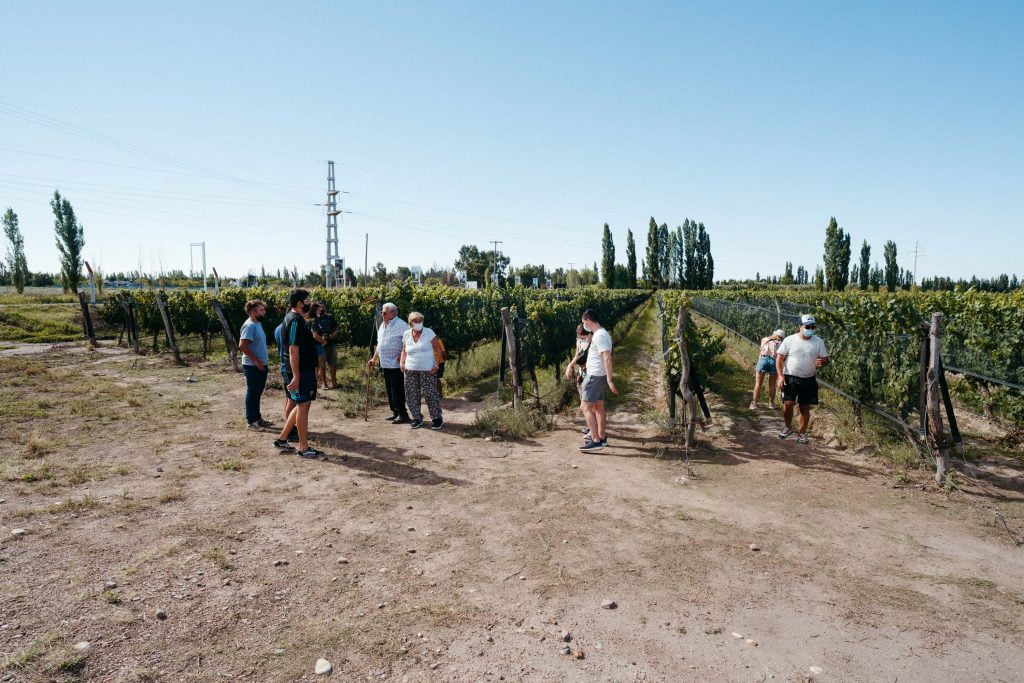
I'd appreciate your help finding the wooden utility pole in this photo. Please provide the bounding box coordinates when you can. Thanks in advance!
[211,300,240,372]
[77,291,97,347]
[675,306,699,448]
[155,292,182,364]
[500,307,521,409]
[927,312,951,485]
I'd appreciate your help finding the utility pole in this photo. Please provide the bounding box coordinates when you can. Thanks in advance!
[190,242,207,291]
[490,240,503,287]
[568,262,575,288]
[363,233,369,287]
[325,161,341,288]
[911,241,924,287]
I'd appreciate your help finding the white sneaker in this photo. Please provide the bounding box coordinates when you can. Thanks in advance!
[748,402,758,410]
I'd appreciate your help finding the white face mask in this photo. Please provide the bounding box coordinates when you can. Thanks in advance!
[412,322,424,331]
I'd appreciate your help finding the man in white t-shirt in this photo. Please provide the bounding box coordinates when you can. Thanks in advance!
[775,314,830,444]
[578,309,618,452]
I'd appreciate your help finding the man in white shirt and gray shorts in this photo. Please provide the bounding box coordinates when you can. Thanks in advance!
[775,314,829,444]
[579,309,618,452]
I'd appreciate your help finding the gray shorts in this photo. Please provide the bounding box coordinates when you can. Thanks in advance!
[581,374,608,403]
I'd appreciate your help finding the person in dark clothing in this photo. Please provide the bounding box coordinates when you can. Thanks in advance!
[310,301,340,389]
[273,289,324,459]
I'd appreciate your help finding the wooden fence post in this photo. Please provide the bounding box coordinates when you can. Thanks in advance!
[118,294,141,353]
[211,299,240,372]
[155,292,182,364]
[927,312,952,485]
[127,298,140,354]
[675,306,699,448]
[500,307,521,409]
[77,291,97,347]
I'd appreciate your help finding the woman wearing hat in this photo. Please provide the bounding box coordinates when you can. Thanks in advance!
[750,328,785,410]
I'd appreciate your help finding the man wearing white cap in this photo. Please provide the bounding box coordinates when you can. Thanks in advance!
[775,314,829,443]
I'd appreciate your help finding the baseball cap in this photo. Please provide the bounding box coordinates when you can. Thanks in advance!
[773,329,785,338]
[800,314,816,325]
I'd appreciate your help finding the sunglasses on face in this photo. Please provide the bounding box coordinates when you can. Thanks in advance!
[804,325,816,330]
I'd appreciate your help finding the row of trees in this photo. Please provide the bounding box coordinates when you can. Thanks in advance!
[2,191,87,295]
[818,217,910,292]
[600,217,715,290]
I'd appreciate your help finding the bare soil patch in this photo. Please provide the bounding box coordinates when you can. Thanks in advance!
[2,338,1023,682]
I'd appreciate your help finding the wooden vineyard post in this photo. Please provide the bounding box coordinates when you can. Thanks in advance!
[927,312,952,485]
[675,306,699,449]
[211,299,240,372]
[77,291,97,347]
[127,298,141,354]
[118,295,133,350]
[155,292,182,364]
[500,307,521,409]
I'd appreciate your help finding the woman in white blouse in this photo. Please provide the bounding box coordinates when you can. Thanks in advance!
[399,311,444,430]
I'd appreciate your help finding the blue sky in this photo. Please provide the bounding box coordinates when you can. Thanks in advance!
[1,1,1021,281]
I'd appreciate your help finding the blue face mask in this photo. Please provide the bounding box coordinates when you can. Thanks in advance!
[582,322,591,333]
[802,328,816,338]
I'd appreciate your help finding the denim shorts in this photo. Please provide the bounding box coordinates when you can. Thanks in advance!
[756,356,776,374]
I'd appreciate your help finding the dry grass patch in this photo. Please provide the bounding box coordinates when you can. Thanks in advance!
[201,546,234,570]
[20,432,51,459]
[158,486,186,503]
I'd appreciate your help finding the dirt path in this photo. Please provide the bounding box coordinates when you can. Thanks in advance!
[2,324,1023,681]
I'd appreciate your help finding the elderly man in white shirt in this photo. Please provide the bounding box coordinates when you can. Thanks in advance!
[368,302,411,423]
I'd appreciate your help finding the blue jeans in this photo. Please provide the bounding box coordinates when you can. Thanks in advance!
[243,364,268,424]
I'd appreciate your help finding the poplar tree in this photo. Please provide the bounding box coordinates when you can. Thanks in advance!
[2,208,28,294]
[601,223,616,288]
[683,219,697,288]
[644,217,660,287]
[673,225,684,286]
[823,216,851,290]
[859,240,871,290]
[657,222,670,286]
[51,191,85,294]
[625,229,637,288]
[883,241,899,292]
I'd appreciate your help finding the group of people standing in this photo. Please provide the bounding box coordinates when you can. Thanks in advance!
[237,290,447,460]
[750,314,830,444]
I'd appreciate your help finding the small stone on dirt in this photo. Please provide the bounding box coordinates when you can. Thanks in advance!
[573,647,585,660]
[486,635,494,643]
[561,646,571,655]
[104,581,118,589]
[156,609,167,620]
[377,603,386,609]
[732,632,743,639]
[272,648,285,655]
[73,641,90,651]
[406,548,416,554]
[314,658,332,675]
[11,528,26,537]
[273,560,288,566]
[601,600,617,609]
[336,556,349,564]
[294,550,305,556]
[560,630,571,642]
[809,666,823,675]
[746,639,758,647]
[749,544,761,551]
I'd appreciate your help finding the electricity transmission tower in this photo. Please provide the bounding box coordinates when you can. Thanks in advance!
[325,161,341,288]
[490,240,502,286]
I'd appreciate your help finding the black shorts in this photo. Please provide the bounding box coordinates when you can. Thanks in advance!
[782,375,819,405]
[288,368,318,404]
